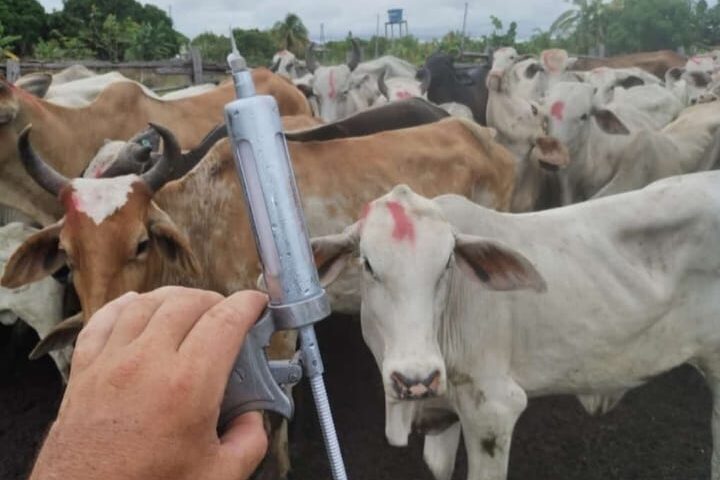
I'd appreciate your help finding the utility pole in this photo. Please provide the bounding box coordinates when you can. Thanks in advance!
[375,13,380,58]
[460,2,468,55]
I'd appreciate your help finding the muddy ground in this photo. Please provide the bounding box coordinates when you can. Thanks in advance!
[0,314,713,480]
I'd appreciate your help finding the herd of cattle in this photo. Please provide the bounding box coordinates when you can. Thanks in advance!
[2,40,720,480]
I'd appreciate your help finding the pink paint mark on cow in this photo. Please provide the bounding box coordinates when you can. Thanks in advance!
[386,201,415,243]
[691,56,701,64]
[395,90,413,100]
[328,69,337,99]
[550,101,565,121]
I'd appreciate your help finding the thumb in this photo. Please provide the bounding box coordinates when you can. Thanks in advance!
[216,412,268,479]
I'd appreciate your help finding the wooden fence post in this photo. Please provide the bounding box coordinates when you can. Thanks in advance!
[6,60,20,83]
[190,47,203,85]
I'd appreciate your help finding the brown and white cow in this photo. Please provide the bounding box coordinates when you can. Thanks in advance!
[0,69,311,226]
[3,117,515,478]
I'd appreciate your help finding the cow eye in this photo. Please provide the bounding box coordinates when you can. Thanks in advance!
[531,104,539,116]
[580,113,589,121]
[136,239,150,257]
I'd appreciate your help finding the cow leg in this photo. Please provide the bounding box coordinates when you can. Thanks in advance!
[455,377,527,480]
[423,422,461,480]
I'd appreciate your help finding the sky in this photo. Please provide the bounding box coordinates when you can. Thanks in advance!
[37,0,576,41]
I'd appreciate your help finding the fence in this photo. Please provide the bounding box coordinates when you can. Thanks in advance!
[1,48,229,91]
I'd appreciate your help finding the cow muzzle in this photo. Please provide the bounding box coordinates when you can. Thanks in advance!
[391,370,442,400]
[530,136,570,172]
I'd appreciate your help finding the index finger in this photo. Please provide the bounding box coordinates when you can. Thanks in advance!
[178,290,268,388]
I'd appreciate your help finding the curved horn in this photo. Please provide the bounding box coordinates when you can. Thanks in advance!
[270,56,282,72]
[347,38,361,71]
[17,125,70,196]
[417,67,431,94]
[306,42,319,73]
[140,123,227,191]
[377,69,389,99]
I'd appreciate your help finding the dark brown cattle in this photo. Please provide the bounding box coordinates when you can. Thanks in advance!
[285,98,449,141]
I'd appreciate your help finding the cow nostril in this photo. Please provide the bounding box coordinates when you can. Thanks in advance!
[391,370,441,399]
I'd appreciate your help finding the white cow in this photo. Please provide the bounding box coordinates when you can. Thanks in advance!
[489,47,576,101]
[585,66,661,105]
[313,177,720,480]
[611,84,683,127]
[594,101,720,198]
[306,41,421,121]
[485,60,571,211]
[16,71,216,107]
[545,81,661,202]
[353,55,418,80]
[0,223,71,382]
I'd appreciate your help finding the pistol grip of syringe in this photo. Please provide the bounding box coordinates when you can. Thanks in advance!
[218,309,294,431]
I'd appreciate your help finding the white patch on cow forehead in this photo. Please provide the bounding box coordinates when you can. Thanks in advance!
[70,175,138,225]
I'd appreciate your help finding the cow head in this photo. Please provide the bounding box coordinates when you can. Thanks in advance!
[311,185,545,444]
[271,50,301,79]
[487,48,561,99]
[0,124,214,333]
[307,39,372,121]
[376,70,423,103]
[545,82,630,157]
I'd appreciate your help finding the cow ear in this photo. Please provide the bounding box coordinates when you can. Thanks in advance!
[147,204,200,274]
[454,234,546,292]
[1,221,66,289]
[591,108,630,135]
[29,312,83,360]
[311,228,358,287]
[15,73,52,98]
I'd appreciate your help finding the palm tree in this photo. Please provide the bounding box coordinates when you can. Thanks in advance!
[271,13,309,54]
[550,0,613,55]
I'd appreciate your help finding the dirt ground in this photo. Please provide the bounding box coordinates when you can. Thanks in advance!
[0,313,713,480]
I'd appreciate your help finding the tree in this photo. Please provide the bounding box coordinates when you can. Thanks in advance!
[550,0,611,54]
[0,22,21,59]
[126,22,180,61]
[486,16,518,48]
[0,0,45,55]
[271,13,309,54]
[232,28,276,66]
[604,0,695,54]
[191,32,231,63]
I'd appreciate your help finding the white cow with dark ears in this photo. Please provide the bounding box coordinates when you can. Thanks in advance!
[312,178,720,480]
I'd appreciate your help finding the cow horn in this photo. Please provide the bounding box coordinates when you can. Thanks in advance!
[270,56,282,72]
[417,67,432,94]
[378,69,389,99]
[141,123,227,192]
[306,42,319,73]
[17,125,70,196]
[347,38,361,71]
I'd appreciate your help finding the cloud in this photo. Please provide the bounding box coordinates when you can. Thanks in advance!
[38,0,571,41]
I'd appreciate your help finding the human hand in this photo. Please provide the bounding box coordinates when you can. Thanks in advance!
[30,287,269,480]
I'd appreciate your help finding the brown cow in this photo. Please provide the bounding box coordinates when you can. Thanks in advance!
[3,118,514,479]
[0,68,310,226]
[571,50,686,79]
